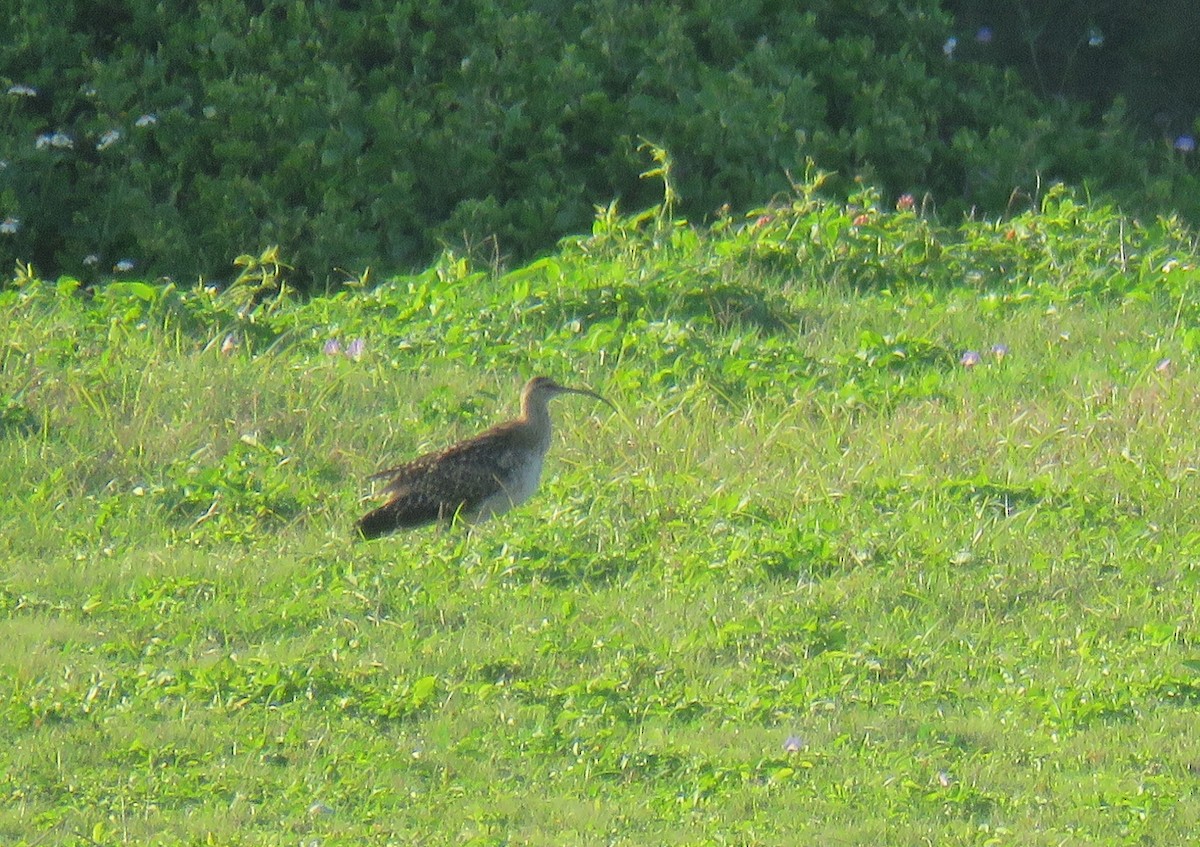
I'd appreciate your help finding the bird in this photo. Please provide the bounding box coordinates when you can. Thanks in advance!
[356,376,615,538]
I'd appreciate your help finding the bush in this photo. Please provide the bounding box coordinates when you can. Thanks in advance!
[1,0,1197,289]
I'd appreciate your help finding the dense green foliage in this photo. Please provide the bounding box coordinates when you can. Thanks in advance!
[4,182,1200,843]
[2,0,1198,288]
[947,0,1200,130]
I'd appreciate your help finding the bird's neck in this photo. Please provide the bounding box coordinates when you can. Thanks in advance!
[519,401,553,452]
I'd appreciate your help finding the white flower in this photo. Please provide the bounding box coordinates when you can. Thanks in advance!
[0,217,20,235]
[96,129,122,151]
[943,37,958,57]
[83,254,101,266]
[134,113,158,128]
[0,160,8,170]
[37,131,74,150]
[7,84,37,97]
[202,106,217,119]
[1087,27,1104,48]
[114,259,135,272]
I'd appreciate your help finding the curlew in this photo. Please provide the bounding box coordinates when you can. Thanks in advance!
[357,376,614,538]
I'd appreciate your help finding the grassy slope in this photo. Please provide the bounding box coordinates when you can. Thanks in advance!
[3,184,1200,845]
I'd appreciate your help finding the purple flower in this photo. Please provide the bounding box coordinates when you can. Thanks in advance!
[1175,135,1196,154]
[990,343,1009,360]
[975,26,993,44]
[113,258,135,272]
[323,338,343,356]
[1087,27,1104,48]
[782,734,805,753]
[221,333,239,355]
[943,37,958,58]
[937,770,953,787]
[0,217,19,235]
[960,350,981,368]
[1156,357,1172,373]
[347,338,366,360]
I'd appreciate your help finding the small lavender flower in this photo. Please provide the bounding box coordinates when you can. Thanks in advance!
[1087,27,1104,48]
[323,338,342,356]
[113,258,135,272]
[975,26,993,44]
[346,338,366,360]
[96,129,122,151]
[943,37,958,58]
[221,333,239,355]
[1156,357,1172,374]
[990,343,1009,361]
[0,159,8,170]
[83,253,100,266]
[7,83,37,97]
[960,350,982,368]
[1175,135,1196,154]
[0,217,19,235]
[782,734,805,753]
[134,113,158,128]
[937,770,953,787]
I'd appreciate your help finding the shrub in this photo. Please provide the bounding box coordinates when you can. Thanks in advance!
[1,0,1197,289]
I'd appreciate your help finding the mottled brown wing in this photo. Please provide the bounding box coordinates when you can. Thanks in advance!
[357,430,525,538]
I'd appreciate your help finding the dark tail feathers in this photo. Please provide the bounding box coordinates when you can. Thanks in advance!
[355,499,444,539]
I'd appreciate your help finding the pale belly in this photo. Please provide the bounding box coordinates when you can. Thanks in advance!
[472,455,544,521]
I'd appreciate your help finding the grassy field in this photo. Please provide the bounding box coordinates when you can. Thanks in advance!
[4,181,1200,845]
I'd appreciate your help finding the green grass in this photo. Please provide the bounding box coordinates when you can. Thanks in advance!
[4,182,1200,845]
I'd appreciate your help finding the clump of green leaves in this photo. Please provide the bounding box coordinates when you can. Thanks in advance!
[3,0,1199,289]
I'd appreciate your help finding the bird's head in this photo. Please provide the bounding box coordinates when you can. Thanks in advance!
[522,376,616,414]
